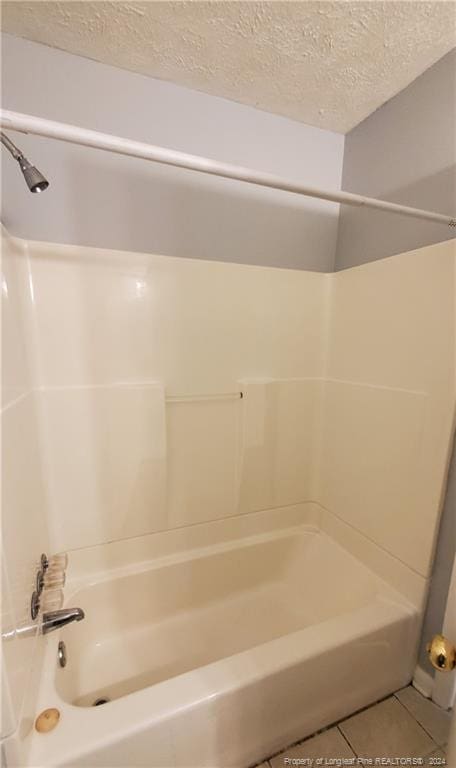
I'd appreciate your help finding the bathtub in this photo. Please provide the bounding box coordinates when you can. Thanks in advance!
[25,519,420,768]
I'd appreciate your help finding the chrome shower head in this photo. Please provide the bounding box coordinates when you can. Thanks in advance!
[17,155,49,193]
[1,131,49,193]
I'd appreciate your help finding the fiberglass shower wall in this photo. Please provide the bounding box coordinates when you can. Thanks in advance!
[1,229,52,746]
[10,235,330,552]
[4,231,456,583]
[1,229,455,753]
[320,241,456,594]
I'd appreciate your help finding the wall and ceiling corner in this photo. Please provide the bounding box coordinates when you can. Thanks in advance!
[0,33,344,272]
[2,1,455,135]
[335,47,456,270]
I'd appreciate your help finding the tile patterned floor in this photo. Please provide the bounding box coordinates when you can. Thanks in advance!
[256,685,451,767]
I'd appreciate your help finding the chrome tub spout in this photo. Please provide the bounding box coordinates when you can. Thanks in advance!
[42,607,85,635]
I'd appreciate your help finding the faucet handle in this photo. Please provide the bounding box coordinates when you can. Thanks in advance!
[44,571,66,589]
[33,553,68,621]
[36,568,45,595]
[49,553,68,570]
[41,589,64,612]
[31,591,40,620]
[40,552,68,571]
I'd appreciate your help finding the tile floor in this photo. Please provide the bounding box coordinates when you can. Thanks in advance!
[256,685,451,767]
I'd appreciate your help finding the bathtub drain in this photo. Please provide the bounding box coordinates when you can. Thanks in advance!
[93,697,110,706]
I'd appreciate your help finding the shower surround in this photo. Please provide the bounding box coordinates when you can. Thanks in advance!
[2,230,455,766]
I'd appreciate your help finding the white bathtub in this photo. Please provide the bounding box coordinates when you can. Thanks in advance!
[26,520,420,767]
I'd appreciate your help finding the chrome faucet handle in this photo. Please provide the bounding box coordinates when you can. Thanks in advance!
[31,591,40,620]
[36,568,45,595]
[32,552,69,621]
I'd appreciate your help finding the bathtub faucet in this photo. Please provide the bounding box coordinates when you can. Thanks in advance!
[41,607,85,635]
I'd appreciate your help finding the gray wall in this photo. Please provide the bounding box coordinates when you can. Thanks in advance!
[335,49,456,678]
[0,34,344,272]
[336,49,456,270]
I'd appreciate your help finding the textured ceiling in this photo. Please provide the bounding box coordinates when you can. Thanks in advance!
[1,1,455,133]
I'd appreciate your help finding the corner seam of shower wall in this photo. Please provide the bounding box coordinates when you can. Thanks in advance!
[413,253,456,684]
[310,273,336,501]
[332,123,348,274]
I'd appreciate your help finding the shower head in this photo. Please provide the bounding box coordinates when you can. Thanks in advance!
[17,155,49,193]
[1,131,49,193]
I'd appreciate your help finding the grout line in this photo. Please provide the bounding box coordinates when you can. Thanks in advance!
[336,725,358,757]
[330,689,397,728]
[262,687,442,766]
[264,691,397,765]
[394,693,440,751]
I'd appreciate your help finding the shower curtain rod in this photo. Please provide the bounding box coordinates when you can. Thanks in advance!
[1,109,455,227]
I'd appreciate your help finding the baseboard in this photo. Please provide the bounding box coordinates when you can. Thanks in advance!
[412,664,434,699]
